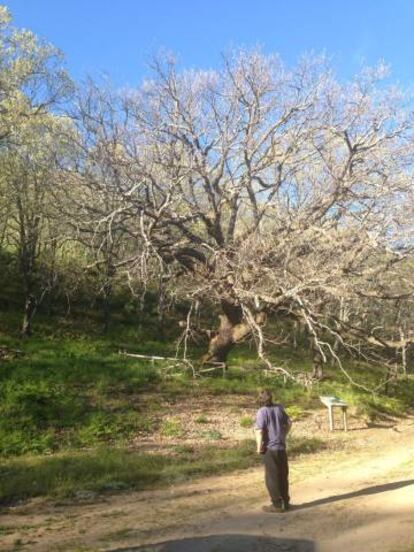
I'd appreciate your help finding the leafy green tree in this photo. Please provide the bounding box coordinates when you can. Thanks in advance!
[0,5,72,335]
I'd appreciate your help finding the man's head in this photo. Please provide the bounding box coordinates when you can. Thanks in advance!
[258,389,273,407]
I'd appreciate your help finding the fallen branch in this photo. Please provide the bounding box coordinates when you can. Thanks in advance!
[119,351,183,362]
[119,350,230,377]
[119,350,196,377]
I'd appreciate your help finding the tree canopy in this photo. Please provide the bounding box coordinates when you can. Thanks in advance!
[0,6,413,384]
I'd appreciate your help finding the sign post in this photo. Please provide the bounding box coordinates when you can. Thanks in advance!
[320,396,348,431]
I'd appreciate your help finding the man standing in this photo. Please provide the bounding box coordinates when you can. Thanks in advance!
[254,389,292,513]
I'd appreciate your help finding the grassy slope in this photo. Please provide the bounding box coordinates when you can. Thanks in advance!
[0,305,413,504]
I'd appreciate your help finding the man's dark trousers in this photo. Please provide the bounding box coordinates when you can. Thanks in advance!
[263,448,289,506]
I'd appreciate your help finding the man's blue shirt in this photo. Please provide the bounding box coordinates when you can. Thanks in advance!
[255,404,290,450]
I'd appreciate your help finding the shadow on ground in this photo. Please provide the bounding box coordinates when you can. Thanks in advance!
[109,534,315,552]
[295,479,414,510]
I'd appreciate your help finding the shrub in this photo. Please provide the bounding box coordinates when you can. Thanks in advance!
[240,416,253,428]
[160,419,184,437]
[285,405,307,420]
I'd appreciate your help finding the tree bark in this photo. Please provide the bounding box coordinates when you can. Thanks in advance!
[202,301,259,366]
[310,338,324,379]
[102,259,115,334]
[102,278,112,334]
[21,294,36,337]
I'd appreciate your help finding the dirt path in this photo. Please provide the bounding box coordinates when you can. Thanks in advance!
[1,415,414,552]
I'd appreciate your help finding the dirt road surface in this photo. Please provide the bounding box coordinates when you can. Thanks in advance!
[1,414,413,552]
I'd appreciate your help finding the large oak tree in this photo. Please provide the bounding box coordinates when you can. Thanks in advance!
[57,51,414,379]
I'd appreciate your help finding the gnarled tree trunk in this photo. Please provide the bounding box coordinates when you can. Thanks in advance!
[202,300,263,366]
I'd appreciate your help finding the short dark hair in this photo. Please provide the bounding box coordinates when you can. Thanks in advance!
[258,389,273,407]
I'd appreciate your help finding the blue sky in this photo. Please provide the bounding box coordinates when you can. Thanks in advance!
[4,0,414,86]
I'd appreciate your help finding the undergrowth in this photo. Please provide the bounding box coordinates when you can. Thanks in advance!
[0,304,413,502]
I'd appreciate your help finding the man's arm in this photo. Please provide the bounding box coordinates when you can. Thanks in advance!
[254,408,266,454]
[254,428,264,454]
[285,417,292,435]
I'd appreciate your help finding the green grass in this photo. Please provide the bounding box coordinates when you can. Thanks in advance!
[240,415,253,428]
[288,436,326,455]
[0,309,172,456]
[0,342,160,455]
[0,441,258,504]
[0,307,329,456]
[0,301,413,507]
[201,429,223,440]
[0,436,327,504]
[160,419,184,437]
[1,313,412,456]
